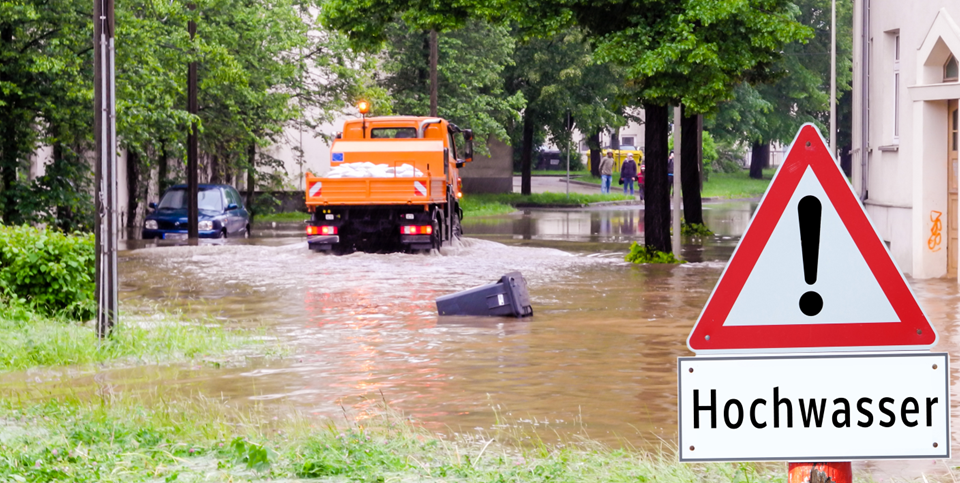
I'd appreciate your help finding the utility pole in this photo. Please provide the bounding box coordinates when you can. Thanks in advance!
[94,0,118,337]
[830,0,837,157]
[187,5,199,239]
[672,106,682,258]
[429,30,438,117]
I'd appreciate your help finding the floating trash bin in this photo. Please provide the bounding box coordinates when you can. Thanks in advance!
[436,271,533,317]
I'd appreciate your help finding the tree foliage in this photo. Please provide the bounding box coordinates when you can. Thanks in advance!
[708,0,853,150]
[379,19,525,148]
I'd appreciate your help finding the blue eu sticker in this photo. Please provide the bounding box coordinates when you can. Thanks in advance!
[332,152,344,162]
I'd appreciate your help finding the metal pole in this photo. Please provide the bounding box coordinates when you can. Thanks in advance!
[830,0,837,157]
[672,106,682,257]
[566,140,570,199]
[94,0,118,338]
[187,6,199,240]
[429,30,438,117]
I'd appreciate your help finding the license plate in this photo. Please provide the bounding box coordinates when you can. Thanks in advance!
[163,233,188,240]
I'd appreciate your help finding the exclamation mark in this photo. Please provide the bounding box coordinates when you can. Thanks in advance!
[798,195,823,316]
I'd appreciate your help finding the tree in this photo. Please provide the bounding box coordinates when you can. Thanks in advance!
[1,0,94,229]
[503,28,627,195]
[378,19,524,149]
[708,0,854,179]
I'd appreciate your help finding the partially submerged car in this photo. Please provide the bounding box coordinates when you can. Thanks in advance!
[142,184,251,240]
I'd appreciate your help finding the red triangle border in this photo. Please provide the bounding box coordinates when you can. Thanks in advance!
[687,124,936,352]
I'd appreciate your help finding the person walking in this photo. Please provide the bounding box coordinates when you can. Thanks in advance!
[621,153,638,196]
[599,150,615,194]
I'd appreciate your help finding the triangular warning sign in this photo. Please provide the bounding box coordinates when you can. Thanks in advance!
[687,124,937,353]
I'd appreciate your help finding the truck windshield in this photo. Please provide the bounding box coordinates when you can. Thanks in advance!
[371,128,417,139]
[157,188,223,212]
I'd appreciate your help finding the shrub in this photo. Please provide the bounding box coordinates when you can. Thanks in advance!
[0,225,95,320]
[624,242,685,264]
[681,221,714,237]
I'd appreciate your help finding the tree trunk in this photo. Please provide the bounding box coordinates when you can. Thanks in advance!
[126,149,141,233]
[0,26,17,224]
[157,140,168,193]
[643,103,671,252]
[209,149,222,184]
[588,129,601,177]
[681,108,704,225]
[246,142,256,219]
[611,128,620,150]
[749,141,768,179]
[520,109,535,196]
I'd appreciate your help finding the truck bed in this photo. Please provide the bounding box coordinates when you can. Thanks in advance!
[305,173,447,206]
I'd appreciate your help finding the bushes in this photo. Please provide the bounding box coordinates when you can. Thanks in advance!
[0,225,95,320]
[624,242,684,264]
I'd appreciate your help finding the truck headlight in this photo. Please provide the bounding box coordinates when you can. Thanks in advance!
[198,221,213,231]
[144,220,157,230]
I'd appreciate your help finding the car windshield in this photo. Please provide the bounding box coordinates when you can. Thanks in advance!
[157,188,223,212]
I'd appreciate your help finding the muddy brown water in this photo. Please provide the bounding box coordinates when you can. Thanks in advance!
[5,201,960,478]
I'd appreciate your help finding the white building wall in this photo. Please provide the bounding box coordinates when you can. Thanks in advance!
[853,0,960,278]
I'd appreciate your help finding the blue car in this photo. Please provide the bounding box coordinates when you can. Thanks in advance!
[142,184,251,240]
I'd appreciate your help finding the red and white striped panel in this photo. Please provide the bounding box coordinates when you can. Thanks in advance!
[413,181,427,197]
[308,181,322,197]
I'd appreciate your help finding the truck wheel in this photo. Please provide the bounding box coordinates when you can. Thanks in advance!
[452,213,462,239]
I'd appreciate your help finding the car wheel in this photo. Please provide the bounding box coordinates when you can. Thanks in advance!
[219,229,227,239]
[244,224,250,239]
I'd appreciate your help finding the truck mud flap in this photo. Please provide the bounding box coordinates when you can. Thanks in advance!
[308,235,339,251]
[401,234,433,250]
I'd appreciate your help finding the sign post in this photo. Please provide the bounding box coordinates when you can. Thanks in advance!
[679,124,948,479]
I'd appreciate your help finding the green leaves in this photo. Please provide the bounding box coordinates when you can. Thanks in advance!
[0,225,95,320]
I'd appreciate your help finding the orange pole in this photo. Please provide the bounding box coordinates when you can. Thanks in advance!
[788,462,852,483]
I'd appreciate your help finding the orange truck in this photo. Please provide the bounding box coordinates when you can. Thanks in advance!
[304,115,474,253]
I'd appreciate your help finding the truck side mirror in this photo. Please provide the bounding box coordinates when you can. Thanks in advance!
[463,129,474,163]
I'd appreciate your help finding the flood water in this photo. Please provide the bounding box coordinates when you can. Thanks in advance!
[6,201,960,479]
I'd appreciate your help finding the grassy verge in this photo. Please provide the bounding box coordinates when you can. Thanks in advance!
[462,192,635,217]
[0,301,272,371]
[513,170,591,176]
[254,212,311,223]
[701,168,776,199]
[0,395,785,482]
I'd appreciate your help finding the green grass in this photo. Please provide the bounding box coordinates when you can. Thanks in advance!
[576,169,776,199]
[254,211,311,223]
[462,192,634,217]
[701,168,776,199]
[0,394,788,482]
[0,301,273,371]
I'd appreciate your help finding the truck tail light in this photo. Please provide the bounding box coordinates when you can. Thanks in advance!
[307,226,337,235]
[401,225,433,235]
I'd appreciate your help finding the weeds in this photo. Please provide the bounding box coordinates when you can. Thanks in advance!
[681,221,714,237]
[625,242,685,264]
[0,394,788,482]
[0,300,269,371]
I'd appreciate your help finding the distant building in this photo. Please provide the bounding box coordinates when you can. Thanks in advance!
[852,0,960,278]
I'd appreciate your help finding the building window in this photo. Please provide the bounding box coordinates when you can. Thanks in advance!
[893,34,900,140]
[946,55,959,82]
[621,136,636,147]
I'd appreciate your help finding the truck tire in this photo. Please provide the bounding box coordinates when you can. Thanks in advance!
[452,212,462,240]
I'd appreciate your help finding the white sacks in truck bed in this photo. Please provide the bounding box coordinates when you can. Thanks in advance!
[323,162,425,179]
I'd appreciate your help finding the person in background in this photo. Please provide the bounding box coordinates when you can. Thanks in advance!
[599,150,615,194]
[621,153,638,196]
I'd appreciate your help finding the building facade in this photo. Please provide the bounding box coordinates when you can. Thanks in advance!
[852,0,960,278]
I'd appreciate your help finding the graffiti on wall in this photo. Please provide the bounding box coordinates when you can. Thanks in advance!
[928,210,943,252]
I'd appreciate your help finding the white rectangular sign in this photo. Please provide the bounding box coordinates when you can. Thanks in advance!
[678,353,949,462]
